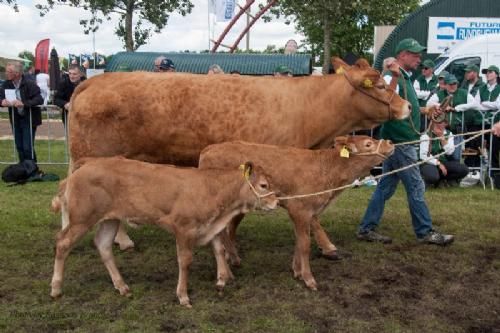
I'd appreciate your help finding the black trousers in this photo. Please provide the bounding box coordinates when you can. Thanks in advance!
[420,161,469,186]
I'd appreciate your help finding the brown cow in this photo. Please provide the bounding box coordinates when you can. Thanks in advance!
[198,136,394,290]
[50,158,278,307]
[68,57,410,251]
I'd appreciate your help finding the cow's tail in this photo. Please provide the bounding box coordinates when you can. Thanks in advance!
[51,179,67,213]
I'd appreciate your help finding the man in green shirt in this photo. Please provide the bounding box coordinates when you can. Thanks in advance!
[357,38,454,246]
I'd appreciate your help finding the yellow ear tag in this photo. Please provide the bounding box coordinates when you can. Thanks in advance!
[239,164,250,180]
[340,146,350,158]
[363,79,373,88]
[335,67,345,74]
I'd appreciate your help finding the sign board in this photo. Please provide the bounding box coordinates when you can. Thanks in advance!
[428,17,500,53]
[86,69,105,78]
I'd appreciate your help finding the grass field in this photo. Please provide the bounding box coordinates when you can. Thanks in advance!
[1,162,500,333]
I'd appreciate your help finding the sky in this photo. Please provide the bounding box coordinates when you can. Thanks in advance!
[0,0,304,59]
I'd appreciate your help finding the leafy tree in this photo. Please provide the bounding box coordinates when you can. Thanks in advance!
[18,50,35,64]
[265,0,420,72]
[0,0,18,11]
[37,0,194,51]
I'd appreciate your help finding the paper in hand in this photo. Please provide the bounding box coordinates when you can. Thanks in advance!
[4,89,17,102]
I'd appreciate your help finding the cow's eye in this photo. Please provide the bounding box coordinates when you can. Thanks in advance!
[260,183,268,189]
[365,141,373,147]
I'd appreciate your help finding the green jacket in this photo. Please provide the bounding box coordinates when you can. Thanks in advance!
[471,84,500,125]
[436,89,468,129]
[380,69,421,143]
[416,74,438,107]
[429,130,452,163]
[460,78,485,97]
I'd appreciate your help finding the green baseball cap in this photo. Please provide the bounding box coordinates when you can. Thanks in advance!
[465,64,479,73]
[395,38,426,55]
[444,74,458,84]
[438,70,449,79]
[274,65,292,75]
[422,59,435,69]
[482,65,499,75]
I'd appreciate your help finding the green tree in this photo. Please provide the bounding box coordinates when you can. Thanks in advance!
[37,0,194,51]
[265,0,419,72]
[0,0,18,11]
[18,50,35,64]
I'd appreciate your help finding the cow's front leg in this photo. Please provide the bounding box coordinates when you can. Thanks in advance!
[175,239,194,308]
[212,234,234,291]
[311,216,338,260]
[289,209,317,290]
[113,222,135,251]
[225,214,245,266]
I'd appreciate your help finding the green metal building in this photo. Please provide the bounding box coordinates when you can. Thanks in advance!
[374,0,500,70]
[106,52,312,76]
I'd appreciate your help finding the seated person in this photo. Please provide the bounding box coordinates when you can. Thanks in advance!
[419,120,469,187]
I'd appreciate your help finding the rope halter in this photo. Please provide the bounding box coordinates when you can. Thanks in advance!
[347,139,391,160]
[341,71,396,121]
[240,165,276,208]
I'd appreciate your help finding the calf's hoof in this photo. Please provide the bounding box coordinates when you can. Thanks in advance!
[50,288,62,299]
[117,284,131,297]
[304,278,318,291]
[179,297,192,308]
[320,249,341,261]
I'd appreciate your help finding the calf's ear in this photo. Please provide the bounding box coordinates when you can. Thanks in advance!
[334,136,348,146]
[332,57,350,74]
[354,58,371,70]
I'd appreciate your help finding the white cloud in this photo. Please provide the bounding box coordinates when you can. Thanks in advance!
[0,1,304,58]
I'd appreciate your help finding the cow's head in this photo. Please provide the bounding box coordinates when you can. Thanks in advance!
[331,57,410,125]
[335,135,394,161]
[240,162,278,211]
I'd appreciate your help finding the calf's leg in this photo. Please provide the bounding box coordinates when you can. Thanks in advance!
[94,220,130,296]
[175,238,194,308]
[212,234,234,291]
[223,213,245,266]
[311,217,338,259]
[288,209,317,290]
[51,223,91,298]
[113,222,135,251]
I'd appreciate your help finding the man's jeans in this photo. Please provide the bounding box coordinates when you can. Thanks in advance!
[11,114,37,162]
[358,144,433,239]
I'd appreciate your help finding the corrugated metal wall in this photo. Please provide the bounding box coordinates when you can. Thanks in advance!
[106,52,312,76]
[374,0,500,70]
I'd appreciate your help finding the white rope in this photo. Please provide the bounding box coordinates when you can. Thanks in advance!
[276,129,491,201]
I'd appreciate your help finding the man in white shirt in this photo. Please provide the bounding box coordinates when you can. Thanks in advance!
[419,120,469,187]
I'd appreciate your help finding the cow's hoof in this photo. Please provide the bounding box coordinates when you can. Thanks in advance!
[215,281,226,292]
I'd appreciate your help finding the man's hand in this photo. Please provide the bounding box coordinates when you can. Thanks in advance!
[12,99,23,108]
[387,61,401,77]
[493,122,500,137]
[64,102,71,111]
[1,99,12,107]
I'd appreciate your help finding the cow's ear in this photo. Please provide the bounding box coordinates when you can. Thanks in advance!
[334,136,348,146]
[332,57,350,74]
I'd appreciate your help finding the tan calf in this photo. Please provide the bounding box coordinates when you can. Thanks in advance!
[199,136,394,290]
[50,158,277,307]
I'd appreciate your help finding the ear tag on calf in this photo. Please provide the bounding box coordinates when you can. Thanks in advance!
[340,146,350,158]
[239,164,250,180]
[335,67,345,74]
[363,79,374,88]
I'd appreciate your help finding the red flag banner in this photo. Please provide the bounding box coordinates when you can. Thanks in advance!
[35,38,50,73]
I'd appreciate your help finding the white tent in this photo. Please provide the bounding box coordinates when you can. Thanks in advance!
[0,54,31,67]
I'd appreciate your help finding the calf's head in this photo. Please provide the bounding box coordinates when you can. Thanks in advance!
[240,162,278,211]
[332,57,411,126]
[335,135,394,162]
